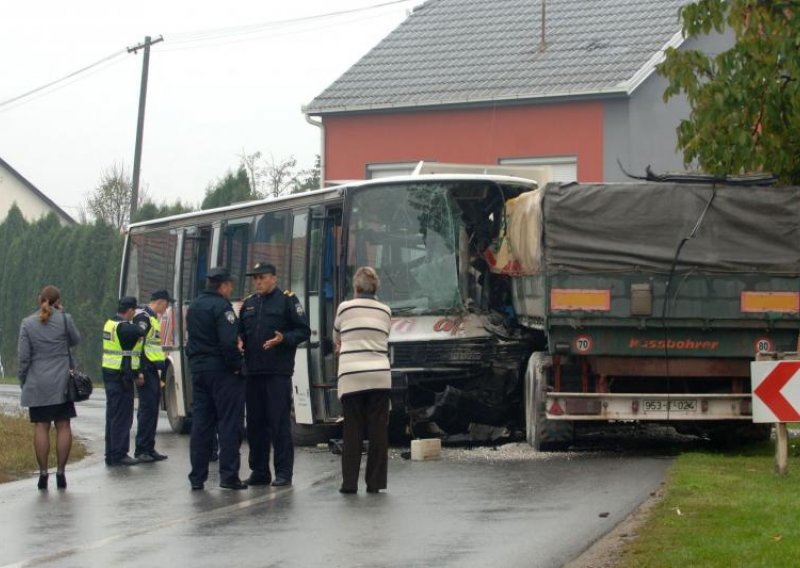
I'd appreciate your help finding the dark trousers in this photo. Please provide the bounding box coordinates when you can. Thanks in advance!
[341,390,390,492]
[104,373,134,463]
[246,373,294,481]
[189,370,246,486]
[135,365,161,455]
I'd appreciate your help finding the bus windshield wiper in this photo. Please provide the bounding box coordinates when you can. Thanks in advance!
[390,305,418,313]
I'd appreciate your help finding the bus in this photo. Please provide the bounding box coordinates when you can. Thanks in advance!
[120,174,545,443]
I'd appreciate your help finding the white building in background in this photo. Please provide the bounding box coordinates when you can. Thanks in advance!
[0,156,75,225]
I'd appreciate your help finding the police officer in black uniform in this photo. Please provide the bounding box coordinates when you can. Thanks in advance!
[132,289,173,462]
[103,296,147,466]
[239,262,311,487]
[186,268,247,490]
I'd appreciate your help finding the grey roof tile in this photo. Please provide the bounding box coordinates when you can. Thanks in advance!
[306,0,692,113]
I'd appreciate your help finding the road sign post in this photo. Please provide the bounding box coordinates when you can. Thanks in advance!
[752,352,800,476]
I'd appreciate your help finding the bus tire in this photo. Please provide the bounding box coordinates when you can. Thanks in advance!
[165,365,191,435]
[525,353,573,451]
[291,417,341,447]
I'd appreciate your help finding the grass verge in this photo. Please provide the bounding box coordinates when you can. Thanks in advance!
[0,410,88,483]
[619,440,800,567]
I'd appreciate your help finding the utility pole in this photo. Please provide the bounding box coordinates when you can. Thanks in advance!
[128,35,163,217]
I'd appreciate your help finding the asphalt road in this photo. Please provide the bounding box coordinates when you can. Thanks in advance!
[0,385,672,568]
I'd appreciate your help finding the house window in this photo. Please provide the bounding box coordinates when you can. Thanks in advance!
[365,162,419,179]
[499,156,577,183]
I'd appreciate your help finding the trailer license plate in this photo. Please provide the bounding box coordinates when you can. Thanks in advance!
[643,400,697,412]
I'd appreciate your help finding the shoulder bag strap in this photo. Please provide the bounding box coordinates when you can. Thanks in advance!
[62,312,74,370]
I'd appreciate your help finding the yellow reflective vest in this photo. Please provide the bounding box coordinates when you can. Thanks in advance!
[102,319,143,371]
[136,309,166,363]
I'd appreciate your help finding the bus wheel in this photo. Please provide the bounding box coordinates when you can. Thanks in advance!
[165,365,191,435]
[525,353,573,451]
[291,417,341,447]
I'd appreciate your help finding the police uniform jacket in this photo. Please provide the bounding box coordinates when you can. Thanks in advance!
[186,289,243,374]
[238,287,311,375]
[103,315,146,376]
[133,306,167,372]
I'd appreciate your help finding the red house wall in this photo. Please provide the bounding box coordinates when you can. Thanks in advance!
[322,101,605,182]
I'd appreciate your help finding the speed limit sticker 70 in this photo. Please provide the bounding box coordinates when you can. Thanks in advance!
[574,335,593,353]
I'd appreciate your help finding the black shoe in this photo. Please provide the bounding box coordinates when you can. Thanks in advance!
[134,453,156,463]
[191,483,204,491]
[37,474,48,490]
[107,455,140,466]
[271,478,292,487]
[56,473,67,490]
[366,487,381,494]
[220,480,248,490]
[149,450,168,461]
[339,487,357,494]
[245,474,272,486]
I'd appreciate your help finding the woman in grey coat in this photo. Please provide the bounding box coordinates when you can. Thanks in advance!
[18,285,81,490]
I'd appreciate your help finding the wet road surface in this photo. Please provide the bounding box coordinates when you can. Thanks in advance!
[0,385,672,567]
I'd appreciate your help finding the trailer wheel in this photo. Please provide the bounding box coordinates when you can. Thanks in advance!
[525,353,574,451]
[165,365,191,434]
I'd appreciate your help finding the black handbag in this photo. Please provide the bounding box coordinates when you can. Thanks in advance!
[63,313,93,402]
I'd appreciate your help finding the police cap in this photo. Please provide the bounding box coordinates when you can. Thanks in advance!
[118,296,138,312]
[246,262,277,276]
[150,289,175,302]
[207,267,233,282]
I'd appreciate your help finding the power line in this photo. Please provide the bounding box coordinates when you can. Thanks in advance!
[0,49,127,110]
[0,0,416,111]
[165,0,415,47]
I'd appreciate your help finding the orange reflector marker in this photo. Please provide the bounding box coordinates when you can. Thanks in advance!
[741,292,799,314]
[549,401,565,416]
[550,289,611,311]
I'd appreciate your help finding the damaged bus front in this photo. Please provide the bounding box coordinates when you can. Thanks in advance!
[340,177,544,440]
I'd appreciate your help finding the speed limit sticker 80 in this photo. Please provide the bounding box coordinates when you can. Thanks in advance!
[755,337,774,354]
[574,335,593,354]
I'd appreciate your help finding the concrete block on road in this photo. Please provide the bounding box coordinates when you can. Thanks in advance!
[411,438,441,461]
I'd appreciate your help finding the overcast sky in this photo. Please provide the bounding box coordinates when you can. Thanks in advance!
[0,0,416,217]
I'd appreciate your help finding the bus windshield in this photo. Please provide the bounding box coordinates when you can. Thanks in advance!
[347,183,463,314]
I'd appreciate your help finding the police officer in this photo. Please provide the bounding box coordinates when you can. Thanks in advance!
[240,262,310,487]
[103,296,146,466]
[186,267,247,490]
[132,289,173,462]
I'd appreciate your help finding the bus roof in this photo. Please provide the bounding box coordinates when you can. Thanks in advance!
[125,173,539,232]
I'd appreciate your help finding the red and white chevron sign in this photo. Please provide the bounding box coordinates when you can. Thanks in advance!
[751,361,800,423]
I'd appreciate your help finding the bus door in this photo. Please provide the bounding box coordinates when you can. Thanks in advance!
[308,205,343,423]
[175,225,213,423]
[290,210,313,423]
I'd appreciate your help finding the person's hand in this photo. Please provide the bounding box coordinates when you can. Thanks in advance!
[263,331,284,350]
[237,337,244,353]
[135,373,145,387]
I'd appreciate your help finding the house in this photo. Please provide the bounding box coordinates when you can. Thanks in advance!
[0,156,75,225]
[304,0,731,184]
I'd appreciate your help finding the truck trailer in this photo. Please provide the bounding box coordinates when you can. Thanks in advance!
[510,182,800,450]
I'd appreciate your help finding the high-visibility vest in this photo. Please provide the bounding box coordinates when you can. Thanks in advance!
[135,309,166,363]
[102,319,142,371]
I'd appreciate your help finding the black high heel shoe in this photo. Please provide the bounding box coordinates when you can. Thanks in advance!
[37,474,48,490]
[56,473,67,490]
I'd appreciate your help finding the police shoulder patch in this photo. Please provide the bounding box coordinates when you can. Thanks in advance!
[138,321,148,331]
[224,310,236,324]
[295,302,304,317]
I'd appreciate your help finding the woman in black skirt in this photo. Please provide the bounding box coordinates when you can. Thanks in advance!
[18,286,81,490]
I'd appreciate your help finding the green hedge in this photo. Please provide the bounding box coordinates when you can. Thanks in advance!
[0,205,123,381]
